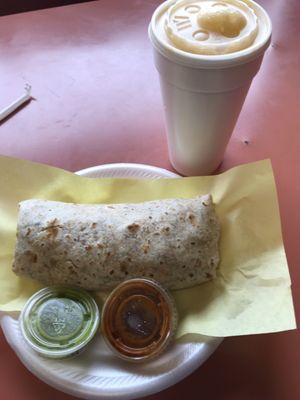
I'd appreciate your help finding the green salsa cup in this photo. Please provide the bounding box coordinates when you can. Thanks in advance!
[20,286,100,359]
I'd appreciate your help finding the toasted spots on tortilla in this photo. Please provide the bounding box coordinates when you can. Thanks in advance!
[43,218,62,239]
[24,250,37,263]
[162,226,170,235]
[127,223,140,233]
[120,263,130,275]
[142,244,150,254]
[188,213,196,225]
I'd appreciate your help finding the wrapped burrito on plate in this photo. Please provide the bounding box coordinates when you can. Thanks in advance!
[13,196,220,290]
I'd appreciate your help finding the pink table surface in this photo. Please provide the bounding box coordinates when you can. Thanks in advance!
[0,0,299,399]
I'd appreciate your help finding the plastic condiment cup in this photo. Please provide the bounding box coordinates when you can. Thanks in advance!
[101,278,177,362]
[149,0,272,175]
[20,286,100,359]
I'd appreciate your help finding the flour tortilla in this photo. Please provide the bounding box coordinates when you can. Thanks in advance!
[13,196,220,290]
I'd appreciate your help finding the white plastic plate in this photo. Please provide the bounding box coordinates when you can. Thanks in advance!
[1,162,223,400]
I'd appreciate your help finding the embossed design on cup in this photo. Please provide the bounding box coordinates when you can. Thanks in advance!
[165,0,259,55]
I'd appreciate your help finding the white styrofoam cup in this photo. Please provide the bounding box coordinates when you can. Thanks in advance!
[149,0,272,176]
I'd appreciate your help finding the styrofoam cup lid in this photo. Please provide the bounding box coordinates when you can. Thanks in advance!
[165,0,259,55]
[149,0,272,68]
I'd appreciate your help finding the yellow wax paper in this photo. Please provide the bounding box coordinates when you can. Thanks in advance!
[0,156,296,338]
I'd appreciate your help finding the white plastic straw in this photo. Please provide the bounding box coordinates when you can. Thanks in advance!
[0,84,32,122]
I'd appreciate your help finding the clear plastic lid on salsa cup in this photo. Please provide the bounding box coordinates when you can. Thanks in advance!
[101,278,178,362]
[20,286,100,359]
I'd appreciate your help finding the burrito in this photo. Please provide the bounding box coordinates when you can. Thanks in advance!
[13,195,220,290]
